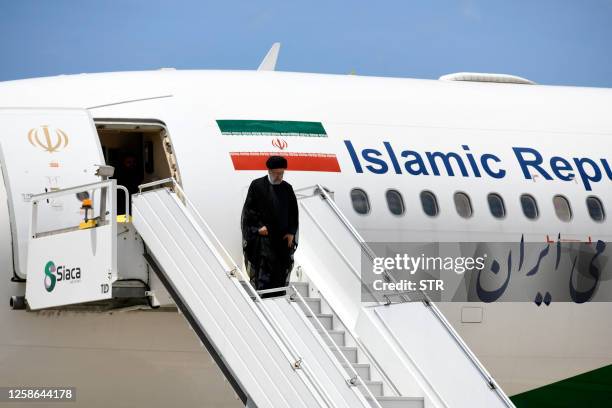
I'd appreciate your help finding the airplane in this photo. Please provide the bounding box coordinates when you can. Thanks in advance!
[0,44,610,408]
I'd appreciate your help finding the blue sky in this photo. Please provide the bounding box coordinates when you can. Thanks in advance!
[1,0,611,87]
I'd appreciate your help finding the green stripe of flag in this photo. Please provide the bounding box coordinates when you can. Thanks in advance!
[217,120,327,137]
[511,363,612,408]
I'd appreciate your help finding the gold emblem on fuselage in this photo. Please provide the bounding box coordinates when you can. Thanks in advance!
[28,125,69,153]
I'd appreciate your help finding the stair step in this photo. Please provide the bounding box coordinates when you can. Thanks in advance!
[287,281,422,408]
[320,329,345,347]
[307,313,333,330]
[343,363,370,381]
[364,380,383,397]
[333,346,358,363]
[297,297,322,315]
[368,396,425,408]
[290,281,309,297]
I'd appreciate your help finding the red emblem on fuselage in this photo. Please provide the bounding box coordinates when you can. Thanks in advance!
[272,138,288,150]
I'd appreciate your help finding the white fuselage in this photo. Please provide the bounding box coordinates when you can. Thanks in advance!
[0,70,610,406]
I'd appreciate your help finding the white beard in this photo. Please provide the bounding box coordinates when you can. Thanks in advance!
[268,174,282,185]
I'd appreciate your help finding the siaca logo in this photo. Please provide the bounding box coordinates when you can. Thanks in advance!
[44,261,56,292]
[44,260,81,293]
[28,125,69,153]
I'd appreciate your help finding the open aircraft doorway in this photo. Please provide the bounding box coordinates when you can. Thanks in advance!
[95,119,181,214]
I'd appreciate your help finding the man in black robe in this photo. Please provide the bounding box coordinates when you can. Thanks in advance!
[241,155,298,297]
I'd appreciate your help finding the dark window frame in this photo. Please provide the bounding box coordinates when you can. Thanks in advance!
[520,194,539,220]
[420,190,439,217]
[487,192,506,219]
[553,195,573,222]
[453,191,473,219]
[350,188,371,215]
[586,196,606,222]
[385,189,405,216]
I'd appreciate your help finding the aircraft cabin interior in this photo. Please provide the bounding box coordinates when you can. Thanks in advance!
[95,120,180,214]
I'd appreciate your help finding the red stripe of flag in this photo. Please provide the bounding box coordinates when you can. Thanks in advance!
[230,152,341,172]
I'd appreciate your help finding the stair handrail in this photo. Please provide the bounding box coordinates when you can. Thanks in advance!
[295,184,407,397]
[295,183,516,408]
[315,288,402,397]
[295,185,406,296]
[288,285,383,408]
[26,179,130,237]
[138,178,362,408]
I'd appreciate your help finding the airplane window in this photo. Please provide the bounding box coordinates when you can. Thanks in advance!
[385,189,405,216]
[350,188,370,215]
[487,193,505,219]
[453,192,472,218]
[553,195,572,222]
[586,196,605,222]
[420,191,439,217]
[520,194,539,220]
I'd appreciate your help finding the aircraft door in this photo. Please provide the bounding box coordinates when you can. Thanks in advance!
[0,108,105,279]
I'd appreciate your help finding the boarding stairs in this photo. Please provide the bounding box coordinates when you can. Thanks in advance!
[19,177,515,408]
[131,179,411,408]
[293,185,516,408]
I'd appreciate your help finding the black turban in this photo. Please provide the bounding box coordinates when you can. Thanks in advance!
[266,155,287,169]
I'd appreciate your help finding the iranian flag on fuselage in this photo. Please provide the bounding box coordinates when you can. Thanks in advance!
[218,120,341,172]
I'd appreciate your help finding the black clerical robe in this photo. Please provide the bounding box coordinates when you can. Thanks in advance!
[241,176,298,296]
